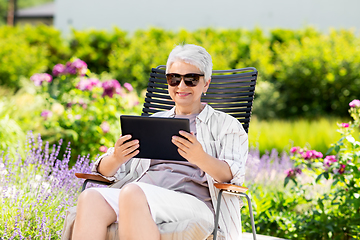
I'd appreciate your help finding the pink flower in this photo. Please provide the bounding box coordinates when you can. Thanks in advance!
[102,79,122,98]
[341,123,350,128]
[290,146,300,153]
[123,82,134,92]
[285,168,302,179]
[99,146,108,153]
[338,164,346,174]
[302,150,323,160]
[65,61,77,75]
[100,121,110,133]
[76,78,101,91]
[72,59,88,76]
[41,110,53,120]
[349,99,360,108]
[52,64,66,76]
[324,155,337,167]
[30,73,52,86]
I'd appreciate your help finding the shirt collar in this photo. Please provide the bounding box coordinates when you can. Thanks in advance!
[166,104,214,123]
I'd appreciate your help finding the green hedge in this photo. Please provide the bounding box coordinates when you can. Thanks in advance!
[1,25,359,118]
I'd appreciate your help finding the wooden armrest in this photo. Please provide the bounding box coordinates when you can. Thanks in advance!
[214,183,248,193]
[75,173,114,184]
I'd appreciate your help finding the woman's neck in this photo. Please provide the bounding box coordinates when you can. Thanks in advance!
[175,103,204,115]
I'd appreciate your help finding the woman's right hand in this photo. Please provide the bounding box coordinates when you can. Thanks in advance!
[113,135,140,165]
[97,135,139,177]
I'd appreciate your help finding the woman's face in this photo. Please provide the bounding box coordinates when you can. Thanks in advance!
[167,61,210,112]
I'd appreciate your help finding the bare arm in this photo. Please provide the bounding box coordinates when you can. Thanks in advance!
[172,131,232,183]
[98,135,139,177]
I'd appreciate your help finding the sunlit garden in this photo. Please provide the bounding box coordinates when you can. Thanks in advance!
[1,24,360,239]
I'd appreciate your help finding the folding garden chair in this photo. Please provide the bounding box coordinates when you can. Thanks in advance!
[71,66,258,240]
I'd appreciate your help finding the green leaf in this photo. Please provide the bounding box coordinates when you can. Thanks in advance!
[284,177,290,187]
[316,173,323,183]
[324,172,329,180]
[334,145,340,153]
[325,147,334,155]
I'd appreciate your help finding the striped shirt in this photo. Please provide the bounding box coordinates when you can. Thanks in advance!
[92,104,248,240]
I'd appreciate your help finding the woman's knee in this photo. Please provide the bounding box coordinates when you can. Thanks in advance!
[118,183,147,208]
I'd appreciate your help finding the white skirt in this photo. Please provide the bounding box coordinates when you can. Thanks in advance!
[92,182,214,227]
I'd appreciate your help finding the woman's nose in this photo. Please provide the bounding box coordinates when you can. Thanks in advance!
[177,78,188,88]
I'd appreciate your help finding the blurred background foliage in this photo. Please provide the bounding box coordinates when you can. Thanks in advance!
[0,25,359,119]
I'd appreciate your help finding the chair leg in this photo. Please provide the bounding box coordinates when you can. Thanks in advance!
[81,179,90,192]
[212,189,224,240]
[240,193,257,240]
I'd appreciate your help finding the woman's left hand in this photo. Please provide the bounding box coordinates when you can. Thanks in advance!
[171,131,207,164]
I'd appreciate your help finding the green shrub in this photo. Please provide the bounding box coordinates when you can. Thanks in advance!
[0,31,49,89]
[272,29,360,118]
[0,25,70,89]
[69,27,129,74]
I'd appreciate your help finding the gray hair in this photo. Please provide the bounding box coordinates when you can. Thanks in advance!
[166,44,213,81]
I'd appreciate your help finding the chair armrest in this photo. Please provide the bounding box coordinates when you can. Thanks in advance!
[75,173,114,184]
[213,183,248,193]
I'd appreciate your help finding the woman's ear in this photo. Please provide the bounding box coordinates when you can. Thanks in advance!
[204,78,211,91]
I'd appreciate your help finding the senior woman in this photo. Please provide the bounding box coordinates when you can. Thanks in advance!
[71,44,248,240]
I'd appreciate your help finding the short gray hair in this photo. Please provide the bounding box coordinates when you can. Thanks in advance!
[166,44,213,81]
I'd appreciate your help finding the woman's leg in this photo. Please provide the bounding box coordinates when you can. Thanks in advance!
[72,189,117,240]
[118,183,161,240]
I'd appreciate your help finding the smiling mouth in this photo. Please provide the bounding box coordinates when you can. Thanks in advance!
[177,92,191,97]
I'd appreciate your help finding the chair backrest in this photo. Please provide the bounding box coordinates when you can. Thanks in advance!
[141,66,258,133]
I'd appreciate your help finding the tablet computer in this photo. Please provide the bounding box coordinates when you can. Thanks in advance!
[120,115,190,161]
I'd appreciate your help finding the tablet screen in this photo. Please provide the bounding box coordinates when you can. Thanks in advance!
[120,115,190,161]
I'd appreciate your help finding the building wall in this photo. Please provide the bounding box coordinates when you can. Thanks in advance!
[55,0,360,34]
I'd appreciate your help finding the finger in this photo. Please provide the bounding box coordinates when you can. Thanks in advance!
[121,139,139,151]
[126,149,140,159]
[177,148,187,158]
[179,131,196,142]
[122,143,140,156]
[172,136,190,149]
[115,135,132,147]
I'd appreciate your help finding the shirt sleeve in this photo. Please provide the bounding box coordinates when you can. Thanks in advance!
[91,147,129,182]
[217,117,248,186]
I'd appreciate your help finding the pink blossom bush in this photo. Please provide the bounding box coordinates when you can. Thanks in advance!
[349,99,360,108]
[30,73,52,86]
[102,79,122,98]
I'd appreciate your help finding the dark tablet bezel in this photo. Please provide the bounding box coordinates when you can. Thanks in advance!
[120,115,190,161]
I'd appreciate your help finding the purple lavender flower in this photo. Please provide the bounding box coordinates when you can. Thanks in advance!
[102,79,122,98]
[52,64,66,76]
[30,73,53,86]
[349,99,360,108]
[100,121,110,133]
[123,82,134,92]
[41,110,53,120]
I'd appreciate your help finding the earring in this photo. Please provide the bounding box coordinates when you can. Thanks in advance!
[203,92,207,96]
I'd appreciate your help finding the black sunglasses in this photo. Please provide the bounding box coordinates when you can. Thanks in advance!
[166,73,204,87]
